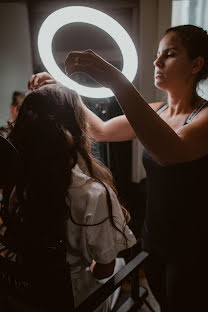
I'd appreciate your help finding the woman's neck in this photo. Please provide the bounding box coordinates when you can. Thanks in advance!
[167,88,199,116]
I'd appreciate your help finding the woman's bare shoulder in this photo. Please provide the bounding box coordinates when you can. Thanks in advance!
[149,101,166,112]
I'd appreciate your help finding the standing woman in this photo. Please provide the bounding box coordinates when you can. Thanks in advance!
[29,25,208,311]
[65,25,208,312]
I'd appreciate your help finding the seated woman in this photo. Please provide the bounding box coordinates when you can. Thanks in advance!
[1,84,136,311]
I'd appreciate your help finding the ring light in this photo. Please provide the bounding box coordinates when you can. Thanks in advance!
[38,6,138,98]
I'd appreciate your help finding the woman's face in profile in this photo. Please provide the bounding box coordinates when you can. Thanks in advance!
[154,31,195,91]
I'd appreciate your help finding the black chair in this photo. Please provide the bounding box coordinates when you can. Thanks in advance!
[74,248,155,312]
[0,242,154,312]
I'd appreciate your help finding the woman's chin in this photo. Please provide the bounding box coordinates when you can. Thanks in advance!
[154,79,167,90]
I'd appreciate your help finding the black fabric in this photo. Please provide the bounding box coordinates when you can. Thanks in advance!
[144,253,208,312]
[142,150,208,260]
[142,101,208,260]
[0,243,74,311]
[141,103,208,311]
[0,135,21,189]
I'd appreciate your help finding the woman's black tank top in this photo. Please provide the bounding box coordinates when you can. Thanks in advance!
[142,101,208,260]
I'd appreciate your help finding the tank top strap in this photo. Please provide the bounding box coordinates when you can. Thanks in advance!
[184,100,208,125]
[156,103,168,115]
[156,101,208,123]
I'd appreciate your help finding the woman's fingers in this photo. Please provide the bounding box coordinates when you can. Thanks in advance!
[39,79,56,87]
[64,50,115,88]
[33,75,42,88]
[65,50,102,73]
[28,74,42,90]
[28,74,36,89]
[28,72,53,90]
[65,51,91,75]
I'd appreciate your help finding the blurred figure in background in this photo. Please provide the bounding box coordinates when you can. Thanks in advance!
[0,91,25,137]
[7,91,25,125]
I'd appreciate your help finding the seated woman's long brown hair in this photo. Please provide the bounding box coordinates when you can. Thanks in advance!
[5,84,129,245]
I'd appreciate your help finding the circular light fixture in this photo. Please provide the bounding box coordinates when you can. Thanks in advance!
[38,6,138,98]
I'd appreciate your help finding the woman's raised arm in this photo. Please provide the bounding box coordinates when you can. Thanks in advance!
[65,50,208,165]
[83,106,136,142]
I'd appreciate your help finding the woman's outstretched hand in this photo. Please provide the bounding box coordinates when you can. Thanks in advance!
[28,51,123,92]
[64,49,123,89]
[28,72,58,90]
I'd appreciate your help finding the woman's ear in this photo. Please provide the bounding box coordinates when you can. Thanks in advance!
[192,56,204,74]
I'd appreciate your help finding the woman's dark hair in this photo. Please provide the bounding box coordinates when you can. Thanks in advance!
[4,85,129,247]
[166,25,208,85]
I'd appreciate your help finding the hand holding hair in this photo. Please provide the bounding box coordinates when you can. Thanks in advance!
[28,72,58,90]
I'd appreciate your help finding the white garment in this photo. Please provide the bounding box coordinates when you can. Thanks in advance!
[66,166,137,311]
[99,257,126,310]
